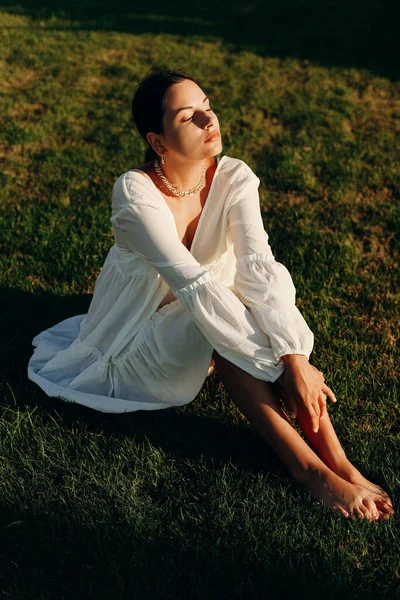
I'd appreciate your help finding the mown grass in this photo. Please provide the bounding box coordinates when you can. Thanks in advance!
[1,5,399,599]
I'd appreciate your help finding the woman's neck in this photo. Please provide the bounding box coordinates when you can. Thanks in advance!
[157,155,216,192]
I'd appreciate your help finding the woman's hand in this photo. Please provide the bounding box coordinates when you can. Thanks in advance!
[279,354,337,432]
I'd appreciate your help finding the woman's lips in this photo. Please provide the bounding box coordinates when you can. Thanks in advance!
[205,131,220,143]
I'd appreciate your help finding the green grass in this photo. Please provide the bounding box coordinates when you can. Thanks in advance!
[1,5,399,599]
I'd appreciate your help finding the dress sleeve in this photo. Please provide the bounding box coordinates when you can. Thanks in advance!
[227,172,314,363]
[110,173,288,378]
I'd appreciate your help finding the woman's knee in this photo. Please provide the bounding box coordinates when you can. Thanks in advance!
[212,349,286,398]
[212,349,237,373]
[211,350,265,391]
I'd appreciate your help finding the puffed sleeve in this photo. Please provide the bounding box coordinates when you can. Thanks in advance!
[110,173,287,381]
[227,169,314,363]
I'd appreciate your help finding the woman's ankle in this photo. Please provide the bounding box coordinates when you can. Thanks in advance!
[290,461,334,488]
[333,459,360,481]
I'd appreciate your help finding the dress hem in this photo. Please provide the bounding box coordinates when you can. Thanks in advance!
[27,367,196,414]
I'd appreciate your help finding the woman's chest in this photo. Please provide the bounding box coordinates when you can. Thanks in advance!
[163,193,205,252]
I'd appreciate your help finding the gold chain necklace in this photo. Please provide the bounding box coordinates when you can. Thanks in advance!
[154,159,206,197]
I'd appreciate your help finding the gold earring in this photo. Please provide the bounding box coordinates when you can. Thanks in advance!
[160,154,165,164]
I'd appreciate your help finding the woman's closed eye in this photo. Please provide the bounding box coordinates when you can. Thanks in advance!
[183,108,214,122]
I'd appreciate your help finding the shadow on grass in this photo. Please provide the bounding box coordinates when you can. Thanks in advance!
[1,0,398,81]
[1,286,396,597]
[0,500,382,599]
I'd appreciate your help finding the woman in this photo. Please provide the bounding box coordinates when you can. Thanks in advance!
[28,68,394,521]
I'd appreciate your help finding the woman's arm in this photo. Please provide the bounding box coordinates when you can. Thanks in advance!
[228,174,314,362]
[227,171,336,432]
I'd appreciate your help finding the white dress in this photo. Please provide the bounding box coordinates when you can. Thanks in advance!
[27,155,314,413]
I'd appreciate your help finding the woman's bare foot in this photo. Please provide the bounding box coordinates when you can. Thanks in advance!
[304,468,383,520]
[276,381,394,520]
[333,461,394,520]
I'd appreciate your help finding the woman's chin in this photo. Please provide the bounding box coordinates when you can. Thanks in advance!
[205,142,223,157]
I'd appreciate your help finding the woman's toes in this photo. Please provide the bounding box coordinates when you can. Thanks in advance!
[377,492,392,507]
[378,511,391,520]
[381,503,394,517]
[376,488,392,505]
[376,487,391,502]
[363,493,394,518]
[374,497,394,515]
[362,497,379,520]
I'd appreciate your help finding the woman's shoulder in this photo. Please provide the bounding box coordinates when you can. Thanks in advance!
[220,155,260,186]
[114,162,154,186]
[112,164,160,206]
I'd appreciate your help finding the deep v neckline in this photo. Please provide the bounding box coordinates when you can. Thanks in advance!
[131,155,224,254]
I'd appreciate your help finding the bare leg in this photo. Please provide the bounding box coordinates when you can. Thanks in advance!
[211,351,389,520]
[272,376,394,519]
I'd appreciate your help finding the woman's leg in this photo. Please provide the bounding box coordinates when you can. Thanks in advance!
[272,375,394,518]
[211,351,392,520]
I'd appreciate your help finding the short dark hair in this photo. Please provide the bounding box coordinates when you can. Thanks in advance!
[131,67,201,163]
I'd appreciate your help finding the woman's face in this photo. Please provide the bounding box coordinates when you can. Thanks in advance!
[148,79,222,162]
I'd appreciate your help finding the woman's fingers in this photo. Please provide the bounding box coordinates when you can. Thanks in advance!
[312,390,333,429]
[303,400,320,432]
[319,393,328,420]
[321,383,337,403]
[288,391,321,431]
[301,392,326,432]
[310,366,337,404]
[283,363,337,432]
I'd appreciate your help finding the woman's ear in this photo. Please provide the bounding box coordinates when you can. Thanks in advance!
[146,132,166,156]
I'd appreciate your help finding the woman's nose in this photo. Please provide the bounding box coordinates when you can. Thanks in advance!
[203,113,214,127]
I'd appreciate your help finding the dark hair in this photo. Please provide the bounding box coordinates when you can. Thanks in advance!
[131,67,201,163]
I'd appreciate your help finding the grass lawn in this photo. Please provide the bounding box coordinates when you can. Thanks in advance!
[0,3,399,598]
